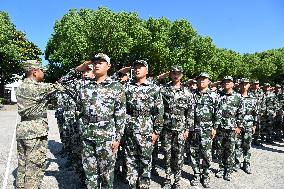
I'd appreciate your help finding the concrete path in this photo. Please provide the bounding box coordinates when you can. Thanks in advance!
[1,108,284,189]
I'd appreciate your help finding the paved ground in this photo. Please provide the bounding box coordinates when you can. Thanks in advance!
[1,107,284,189]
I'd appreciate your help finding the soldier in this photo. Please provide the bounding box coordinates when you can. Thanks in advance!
[274,84,284,141]
[55,85,77,167]
[123,60,164,189]
[249,80,264,146]
[215,76,244,181]
[235,78,258,174]
[15,60,61,188]
[72,67,95,182]
[65,53,126,188]
[186,79,197,93]
[159,65,193,189]
[190,72,218,188]
[260,83,279,144]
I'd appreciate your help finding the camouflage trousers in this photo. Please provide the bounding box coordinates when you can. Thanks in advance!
[124,132,154,189]
[16,136,48,189]
[260,115,274,142]
[190,129,212,178]
[60,116,76,153]
[114,134,127,181]
[235,128,253,165]
[216,129,237,173]
[274,111,283,140]
[162,129,186,183]
[82,139,115,189]
[71,128,84,180]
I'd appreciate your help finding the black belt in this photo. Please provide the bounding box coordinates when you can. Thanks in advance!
[166,109,184,116]
[127,109,151,117]
[82,115,110,123]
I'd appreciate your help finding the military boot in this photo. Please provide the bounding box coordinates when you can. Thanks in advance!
[202,176,211,188]
[233,163,241,172]
[215,169,224,178]
[163,178,171,189]
[243,163,252,174]
[190,174,200,186]
[223,171,232,181]
[172,181,181,189]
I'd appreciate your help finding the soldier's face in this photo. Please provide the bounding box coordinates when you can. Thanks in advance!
[251,83,259,90]
[33,68,44,82]
[93,60,110,76]
[222,80,234,90]
[211,86,217,91]
[170,71,182,82]
[241,82,250,90]
[134,64,148,79]
[197,77,210,89]
[83,70,95,78]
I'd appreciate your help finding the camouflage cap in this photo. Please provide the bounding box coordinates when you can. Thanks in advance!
[23,60,46,71]
[275,84,281,88]
[222,76,234,82]
[240,78,250,83]
[252,79,260,84]
[170,65,183,72]
[170,65,183,73]
[133,60,148,69]
[263,83,271,87]
[197,72,210,79]
[93,53,110,64]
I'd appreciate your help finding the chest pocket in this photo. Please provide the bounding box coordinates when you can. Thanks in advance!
[196,96,214,121]
[177,96,188,109]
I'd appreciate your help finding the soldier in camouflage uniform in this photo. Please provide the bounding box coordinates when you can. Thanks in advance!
[123,60,164,189]
[274,84,284,141]
[15,60,61,189]
[215,76,245,181]
[55,89,77,166]
[190,72,218,188]
[62,53,126,188]
[235,78,258,174]
[260,83,279,144]
[249,80,264,146]
[73,68,95,181]
[158,65,194,189]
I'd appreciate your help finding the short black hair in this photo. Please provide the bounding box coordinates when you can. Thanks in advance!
[25,68,38,78]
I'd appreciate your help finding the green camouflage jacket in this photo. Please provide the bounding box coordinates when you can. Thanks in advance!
[215,91,245,130]
[161,82,194,132]
[61,69,126,142]
[193,88,218,130]
[242,94,259,129]
[124,78,164,135]
[260,91,279,116]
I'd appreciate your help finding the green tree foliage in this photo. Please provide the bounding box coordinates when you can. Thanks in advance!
[45,7,284,84]
[0,11,41,97]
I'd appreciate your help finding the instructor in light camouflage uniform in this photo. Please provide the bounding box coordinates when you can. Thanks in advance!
[15,60,61,189]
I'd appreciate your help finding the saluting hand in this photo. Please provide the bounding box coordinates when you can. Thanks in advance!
[152,133,159,144]
[211,128,216,139]
[76,60,92,71]
[111,140,120,156]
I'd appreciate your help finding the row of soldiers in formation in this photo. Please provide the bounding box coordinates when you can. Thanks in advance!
[15,54,284,189]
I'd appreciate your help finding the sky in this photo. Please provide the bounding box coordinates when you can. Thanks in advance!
[1,0,284,63]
